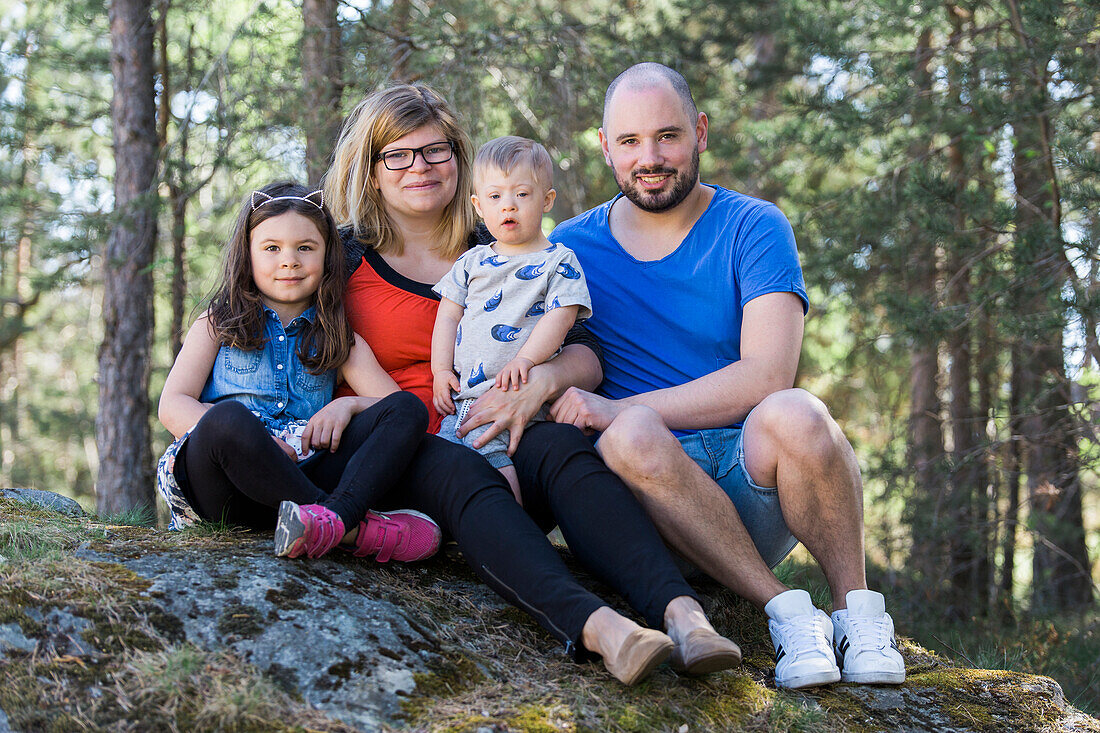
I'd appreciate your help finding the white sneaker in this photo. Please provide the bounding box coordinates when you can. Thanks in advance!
[831,589,906,684]
[765,589,841,689]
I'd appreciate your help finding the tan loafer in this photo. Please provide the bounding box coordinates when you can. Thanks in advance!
[670,627,742,675]
[603,628,674,685]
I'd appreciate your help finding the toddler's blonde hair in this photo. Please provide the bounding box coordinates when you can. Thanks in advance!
[473,136,554,190]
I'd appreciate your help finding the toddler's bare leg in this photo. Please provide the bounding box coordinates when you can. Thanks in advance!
[499,465,523,506]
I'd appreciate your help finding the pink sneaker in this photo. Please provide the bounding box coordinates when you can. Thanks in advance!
[274,501,346,559]
[347,509,441,562]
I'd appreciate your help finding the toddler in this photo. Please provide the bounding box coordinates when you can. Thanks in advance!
[431,136,591,503]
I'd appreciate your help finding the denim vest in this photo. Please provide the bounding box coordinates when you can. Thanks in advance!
[199,305,336,432]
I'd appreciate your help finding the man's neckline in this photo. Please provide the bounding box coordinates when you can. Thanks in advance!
[604,183,718,264]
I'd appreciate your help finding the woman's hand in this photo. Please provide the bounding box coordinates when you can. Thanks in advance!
[301,396,359,453]
[433,370,460,415]
[458,364,557,455]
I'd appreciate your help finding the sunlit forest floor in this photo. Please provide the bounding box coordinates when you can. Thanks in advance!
[778,550,1100,717]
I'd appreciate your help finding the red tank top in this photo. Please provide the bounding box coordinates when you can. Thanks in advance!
[339,251,446,433]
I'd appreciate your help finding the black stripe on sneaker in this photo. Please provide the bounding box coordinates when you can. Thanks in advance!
[890,638,900,652]
[838,636,850,656]
[775,646,785,664]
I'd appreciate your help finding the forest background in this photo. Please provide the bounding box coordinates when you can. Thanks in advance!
[1,0,1097,716]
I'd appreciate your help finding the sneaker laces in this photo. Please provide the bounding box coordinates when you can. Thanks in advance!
[783,614,833,659]
[843,615,893,653]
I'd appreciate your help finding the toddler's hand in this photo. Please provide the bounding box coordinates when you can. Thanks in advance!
[496,357,534,391]
[433,370,460,415]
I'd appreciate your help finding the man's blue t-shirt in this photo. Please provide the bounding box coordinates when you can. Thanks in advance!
[552,185,808,429]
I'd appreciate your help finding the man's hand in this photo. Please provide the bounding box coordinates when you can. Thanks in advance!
[302,396,359,453]
[549,387,625,434]
[496,357,534,392]
[433,370,460,416]
[273,436,299,462]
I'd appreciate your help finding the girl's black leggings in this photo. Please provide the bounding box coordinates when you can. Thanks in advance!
[374,421,698,660]
[174,392,427,529]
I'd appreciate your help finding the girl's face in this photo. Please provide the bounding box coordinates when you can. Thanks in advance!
[374,124,459,224]
[249,211,326,322]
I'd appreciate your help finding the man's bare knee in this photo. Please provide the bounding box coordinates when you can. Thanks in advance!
[754,389,844,458]
[597,405,682,482]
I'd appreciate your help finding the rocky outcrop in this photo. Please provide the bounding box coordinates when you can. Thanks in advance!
[0,491,1096,732]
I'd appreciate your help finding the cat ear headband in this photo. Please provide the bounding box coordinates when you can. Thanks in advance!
[250,189,324,211]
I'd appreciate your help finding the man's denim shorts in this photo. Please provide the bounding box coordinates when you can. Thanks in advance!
[678,425,797,569]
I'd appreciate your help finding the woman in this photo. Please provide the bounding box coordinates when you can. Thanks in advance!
[322,83,741,685]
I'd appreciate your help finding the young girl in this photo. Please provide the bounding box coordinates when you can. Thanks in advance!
[156,181,441,562]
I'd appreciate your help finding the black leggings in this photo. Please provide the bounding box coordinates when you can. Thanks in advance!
[374,421,698,660]
[175,392,427,530]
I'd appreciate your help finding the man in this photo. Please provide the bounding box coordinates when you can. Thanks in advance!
[550,62,905,689]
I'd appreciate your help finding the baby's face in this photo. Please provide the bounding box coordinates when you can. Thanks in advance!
[472,164,555,249]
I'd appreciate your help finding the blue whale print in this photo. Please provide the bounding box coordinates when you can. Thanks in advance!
[557,261,581,279]
[491,324,523,342]
[484,290,502,311]
[515,263,545,280]
[456,324,462,346]
[526,301,545,317]
[468,363,487,388]
[543,243,558,252]
[481,254,507,267]
[549,296,562,310]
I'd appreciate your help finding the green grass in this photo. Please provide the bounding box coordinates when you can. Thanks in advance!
[117,644,358,732]
[98,504,157,528]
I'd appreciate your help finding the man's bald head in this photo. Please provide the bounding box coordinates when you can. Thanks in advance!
[602,63,698,131]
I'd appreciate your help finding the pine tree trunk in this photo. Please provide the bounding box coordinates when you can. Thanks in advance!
[156,1,187,359]
[945,173,978,609]
[302,0,343,185]
[905,28,947,586]
[389,0,412,83]
[1000,347,1023,602]
[975,309,996,607]
[97,0,157,517]
[943,3,985,612]
[1007,0,1092,610]
[1,32,39,487]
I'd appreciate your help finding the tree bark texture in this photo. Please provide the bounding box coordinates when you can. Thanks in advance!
[302,0,343,186]
[97,0,157,516]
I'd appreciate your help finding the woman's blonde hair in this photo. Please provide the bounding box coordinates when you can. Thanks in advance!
[324,83,476,260]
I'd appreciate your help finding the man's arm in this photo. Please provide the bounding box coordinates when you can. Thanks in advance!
[551,291,804,432]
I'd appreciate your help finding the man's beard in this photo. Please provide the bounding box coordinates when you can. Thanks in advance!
[614,146,699,213]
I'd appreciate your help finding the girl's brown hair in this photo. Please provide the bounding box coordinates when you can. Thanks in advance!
[205,181,353,374]
[324,83,476,260]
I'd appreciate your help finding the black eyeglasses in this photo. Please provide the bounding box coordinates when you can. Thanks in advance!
[375,141,455,170]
